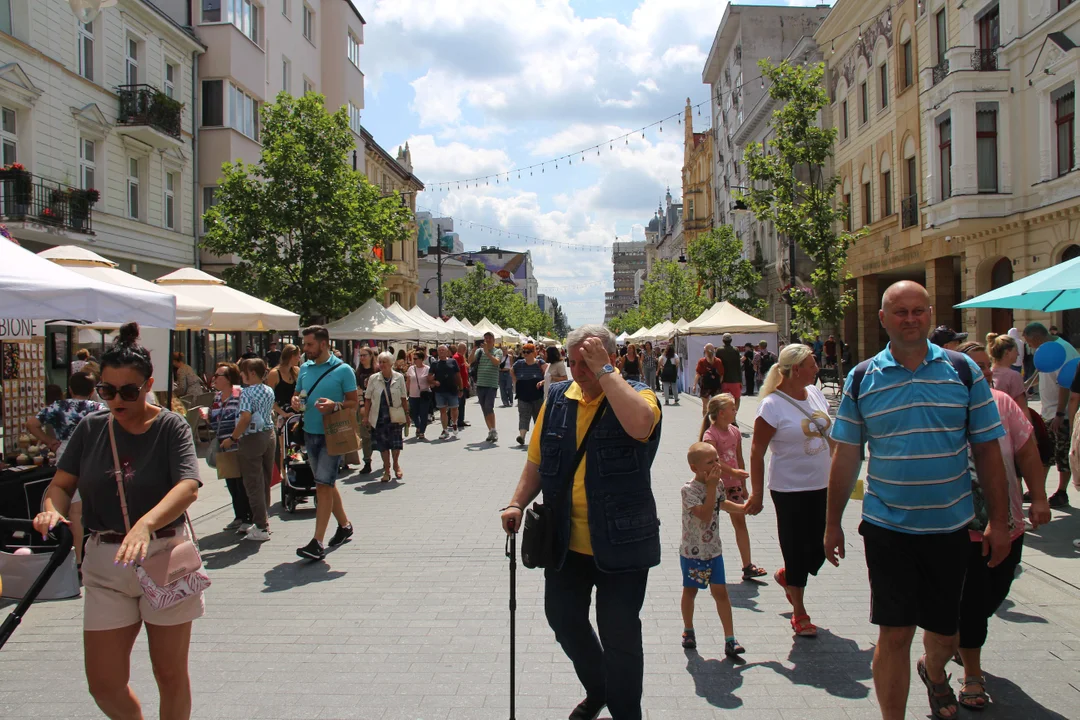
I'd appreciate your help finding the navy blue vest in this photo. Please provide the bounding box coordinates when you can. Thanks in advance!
[538,380,662,573]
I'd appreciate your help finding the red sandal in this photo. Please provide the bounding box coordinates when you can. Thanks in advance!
[791,614,818,637]
[774,567,792,606]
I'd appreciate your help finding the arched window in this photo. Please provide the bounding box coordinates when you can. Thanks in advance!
[861,165,873,225]
[880,151,893,216]
[842,177,852,231]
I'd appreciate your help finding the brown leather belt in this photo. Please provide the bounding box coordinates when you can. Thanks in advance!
[93,527,180,544]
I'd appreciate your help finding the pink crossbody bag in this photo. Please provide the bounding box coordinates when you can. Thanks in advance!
[108,417,211,610]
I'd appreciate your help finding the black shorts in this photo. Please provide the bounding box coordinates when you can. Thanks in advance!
[859,521,969,636]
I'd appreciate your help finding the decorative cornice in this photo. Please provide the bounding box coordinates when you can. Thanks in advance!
[0,62,44,107]
[829,8,892,98]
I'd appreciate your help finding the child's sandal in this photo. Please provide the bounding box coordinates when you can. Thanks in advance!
[681,631,696,649]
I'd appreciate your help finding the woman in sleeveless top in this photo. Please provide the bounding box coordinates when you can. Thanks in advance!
[268,344,300,424]
[620,343,642,382]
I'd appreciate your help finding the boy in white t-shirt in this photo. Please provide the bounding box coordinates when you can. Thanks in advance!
[680,442,748,657]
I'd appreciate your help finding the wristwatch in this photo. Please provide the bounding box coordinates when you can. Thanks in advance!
[595,364,616,379]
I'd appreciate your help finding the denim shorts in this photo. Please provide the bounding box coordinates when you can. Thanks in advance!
[680,554,726,589]
[305,432,339,486]
[476,386,498,415]
[434,392,459,409]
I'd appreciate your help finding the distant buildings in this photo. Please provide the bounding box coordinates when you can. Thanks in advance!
[606,240,647,323]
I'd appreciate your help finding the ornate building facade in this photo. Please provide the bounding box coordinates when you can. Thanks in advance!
[362,133,423,308]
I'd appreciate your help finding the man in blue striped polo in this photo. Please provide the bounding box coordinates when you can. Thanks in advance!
[824,281,1011,720]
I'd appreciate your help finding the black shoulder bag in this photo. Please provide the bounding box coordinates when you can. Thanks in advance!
[521,399,609,569]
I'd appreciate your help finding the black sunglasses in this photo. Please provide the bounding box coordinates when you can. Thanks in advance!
[96,381,146,401]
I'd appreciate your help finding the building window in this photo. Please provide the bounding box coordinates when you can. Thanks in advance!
[0,106,15,165]
[902,40,913,88]
[882,170,893,216]
[1056,90,1075,176]
[80,138,96,191]
[229,83,259,141]
[229,0,258,44]
[302,4,314,43]
[348,102,361,135]
[841,100,849,139]
[863,181,872,225]
[78,21,94,81]
[1060,0,1075,11]
[348,32,361,70]
[0,0,11,35]
[843,192,852,231]
[303,78,314,95]
[202,79,224,126]
[389,292,401,304]
[978,5,1000,50]
[202,0,222,22]
[164,172,176,230]
[202,186,218,233]
[125,37,139,85]
[879,63,889,108]
[860,81,869,124]
[906,156,917,200]
[939,116,952,199]
[282,57,290,94]
[687,198,695,221]
[935,9,947,66]
[976,105,998,193]
[127,158,140,220]
[164,62,176,99]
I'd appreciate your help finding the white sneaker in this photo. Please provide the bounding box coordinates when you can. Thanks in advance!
[237,523,255,535]
[244,527,271,542]
[492,430,498,442]
[439,430,449,440]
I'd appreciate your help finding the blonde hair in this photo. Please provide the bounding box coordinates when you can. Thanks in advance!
[699,393,736,441]
[987,333,1016,362]
[759,343,814,399]
[278,343,299,369]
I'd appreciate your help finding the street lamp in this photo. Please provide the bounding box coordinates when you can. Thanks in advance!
[423,226,481,316]
[68,0,117,23]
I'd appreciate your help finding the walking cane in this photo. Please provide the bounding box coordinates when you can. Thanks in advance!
[505,530,517,720]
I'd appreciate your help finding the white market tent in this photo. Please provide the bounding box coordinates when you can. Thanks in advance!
[503,327,526,345]
[39,246,213,330]
[324,298,428,341]
[627,326,652,342]
[401,304,455,343]
[616,332,629,345]
[472,317,509,342]
[382,301,438,343]
[685,301,779,334]
[649,320,677,342]
[155,268,299,332]
[674,318,690,334]
[1,238,176,327]
[443,316,480,342]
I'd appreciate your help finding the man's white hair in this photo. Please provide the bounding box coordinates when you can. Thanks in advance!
[566,325,617,355]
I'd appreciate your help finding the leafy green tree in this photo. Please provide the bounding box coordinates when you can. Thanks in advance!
[742,59,864,348]
[608,306,648,335]
[608,260,708,333]
[549,297,571,338]
[201,92,411,324]
[686,225,765,316]
[443,264,554,338]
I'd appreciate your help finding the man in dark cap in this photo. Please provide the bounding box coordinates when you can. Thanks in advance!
[929,325,968,351]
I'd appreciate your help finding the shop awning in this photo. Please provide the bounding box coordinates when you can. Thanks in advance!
[324,298,428,341]
[155,268,300,332]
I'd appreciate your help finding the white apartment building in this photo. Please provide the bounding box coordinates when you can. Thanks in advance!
[702,3,829,328]
[0,0,203,278]
[919,0,1080,345]
[156,0,367,272]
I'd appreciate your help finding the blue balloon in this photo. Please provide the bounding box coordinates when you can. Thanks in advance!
[1034,341,1066,373]
[1058,357,1079,388]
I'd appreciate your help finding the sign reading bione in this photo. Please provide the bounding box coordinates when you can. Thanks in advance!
[0,319,44,340]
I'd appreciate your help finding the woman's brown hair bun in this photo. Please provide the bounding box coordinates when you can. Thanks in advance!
[117,322,141,346]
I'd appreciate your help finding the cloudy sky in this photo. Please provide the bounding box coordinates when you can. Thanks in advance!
[354,0,831,327]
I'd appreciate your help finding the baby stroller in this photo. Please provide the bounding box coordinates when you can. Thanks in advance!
[0,518,74,649]
[280,415,318,513]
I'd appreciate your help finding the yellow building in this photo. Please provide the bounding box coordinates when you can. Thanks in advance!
[820,0,945,362]
[682,99,714,249]
[361,131,424,308]
[918,0,1080,346]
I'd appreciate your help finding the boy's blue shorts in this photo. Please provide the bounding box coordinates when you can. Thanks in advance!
[681,555,726,589]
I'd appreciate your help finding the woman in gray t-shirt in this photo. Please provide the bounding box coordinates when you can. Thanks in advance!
[34,322,203,719]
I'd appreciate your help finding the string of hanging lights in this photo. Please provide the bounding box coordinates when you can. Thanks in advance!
[418,206,621,252]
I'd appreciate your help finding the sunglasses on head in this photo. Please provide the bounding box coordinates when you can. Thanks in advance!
[96,381,147,401]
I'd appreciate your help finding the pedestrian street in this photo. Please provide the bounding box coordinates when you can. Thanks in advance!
[1,392,1078,719]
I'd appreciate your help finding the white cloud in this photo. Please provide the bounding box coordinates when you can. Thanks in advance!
[404,135,514,180]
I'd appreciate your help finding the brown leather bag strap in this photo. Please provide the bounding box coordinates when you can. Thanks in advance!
[108,417,132,535]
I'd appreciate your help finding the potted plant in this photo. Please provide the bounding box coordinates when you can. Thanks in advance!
[70,188,98,230]
[1,163,32,213]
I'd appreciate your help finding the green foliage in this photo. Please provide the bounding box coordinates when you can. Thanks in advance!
[549,297,571,338]
[608,260,707,334]
[742,59,865,337]
[200,92,410,324]
[443,264,554,339]
[686,225,766,317]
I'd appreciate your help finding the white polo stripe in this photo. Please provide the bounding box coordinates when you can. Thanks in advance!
[867,468,968,486]
[864,488,972,511]
[868,425,965,440]
[869,445,967,461]
[861,512,974,534]
[863,401,968,420]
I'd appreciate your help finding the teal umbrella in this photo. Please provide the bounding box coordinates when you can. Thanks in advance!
[956,256,1080,312]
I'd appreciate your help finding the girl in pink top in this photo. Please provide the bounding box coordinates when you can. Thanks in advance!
[700,393,765,580]
[987,334,1028,414]
[954,343,1050,710]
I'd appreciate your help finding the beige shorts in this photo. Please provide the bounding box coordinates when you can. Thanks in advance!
[82,529,205,632]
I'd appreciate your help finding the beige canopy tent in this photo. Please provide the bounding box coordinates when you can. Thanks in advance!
[472,317,509,343]
[324,298,429,341]
[387,302,452,343]
[155,268,300,332]
[39,246,213,330]
[674,317,691,334]
[443,316,481,343]
[684,301,779,334]
[649,320,677,342]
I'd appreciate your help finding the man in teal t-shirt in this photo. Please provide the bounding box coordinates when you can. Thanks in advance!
[474,332,503,443]
[290,326,358,561]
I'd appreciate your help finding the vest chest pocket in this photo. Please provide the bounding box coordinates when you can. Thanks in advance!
[596,445,640,476]
[538,444,562,476]
[603,493,659,545]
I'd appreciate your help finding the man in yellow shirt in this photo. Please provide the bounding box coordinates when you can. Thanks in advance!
[501,325,661,720]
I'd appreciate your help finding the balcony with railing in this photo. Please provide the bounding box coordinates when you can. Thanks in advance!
[116,85,184,149]
[0,167,97,235]
[932,60,950,86]
[901,193,919,229]
[971,48,999,72]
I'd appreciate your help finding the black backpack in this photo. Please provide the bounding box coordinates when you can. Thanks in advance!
[660,356,678,382]
[848,348,972,402]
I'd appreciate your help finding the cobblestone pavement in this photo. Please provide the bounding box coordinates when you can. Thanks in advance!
[1,391,1078,719]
